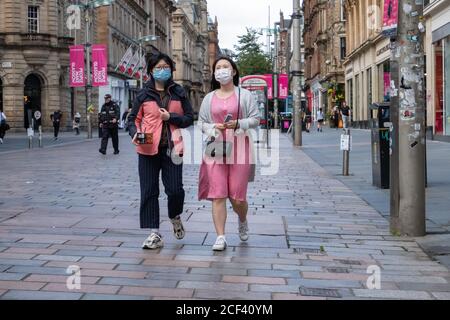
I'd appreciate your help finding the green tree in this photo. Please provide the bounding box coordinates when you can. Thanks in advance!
[234,28,272,76]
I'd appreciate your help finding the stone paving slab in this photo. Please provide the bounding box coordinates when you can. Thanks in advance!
[0,129,449,300]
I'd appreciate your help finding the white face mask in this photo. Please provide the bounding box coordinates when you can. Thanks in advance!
[215,68,233,85]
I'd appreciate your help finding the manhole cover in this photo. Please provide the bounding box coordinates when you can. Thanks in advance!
[294,247,325,254]
[335,259,362,265]
[299,287,341,298]
[326,267,349,273]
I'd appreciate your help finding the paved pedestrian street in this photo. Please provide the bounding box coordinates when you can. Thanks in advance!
[0,131,449,300]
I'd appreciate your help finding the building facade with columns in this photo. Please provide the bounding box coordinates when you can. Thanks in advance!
[96,0,176,124]
[424,0,450,142]
[343,0,391,128]
[303,0,346,121]
[0,0,176,132]
[0,0,76,131]
[171,0,210,112]
[208,15,220,74]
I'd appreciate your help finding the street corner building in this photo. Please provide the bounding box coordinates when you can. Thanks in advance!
[0,0,209,133]
[0,0,177,133]
[0,0,76,132]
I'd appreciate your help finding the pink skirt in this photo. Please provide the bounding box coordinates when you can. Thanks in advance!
[198,136,251,202]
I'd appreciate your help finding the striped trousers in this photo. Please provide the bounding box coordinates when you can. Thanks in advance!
[138,148,185,229]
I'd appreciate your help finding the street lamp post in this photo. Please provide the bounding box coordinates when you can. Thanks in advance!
[136,34,158,89]
[292,0,302,146]
[258,26,279,129]
[273,23,279,129]
[81,0,114,139]
[84,3,92,139]
[389,0,426,236]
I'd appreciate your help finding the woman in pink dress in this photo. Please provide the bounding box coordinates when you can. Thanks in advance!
[198,57,260,251]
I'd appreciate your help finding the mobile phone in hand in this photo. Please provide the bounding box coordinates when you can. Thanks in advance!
[224,113,233,123]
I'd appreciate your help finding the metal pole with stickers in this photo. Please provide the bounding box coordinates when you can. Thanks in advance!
[387,0,426,236]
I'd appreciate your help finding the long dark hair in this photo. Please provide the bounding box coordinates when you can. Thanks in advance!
[211,56,240,91]
[147,53,175,78]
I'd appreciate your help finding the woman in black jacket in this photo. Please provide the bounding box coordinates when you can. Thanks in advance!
[127,53,194,250]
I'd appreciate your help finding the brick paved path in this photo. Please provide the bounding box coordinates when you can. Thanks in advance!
[0,130,449,300]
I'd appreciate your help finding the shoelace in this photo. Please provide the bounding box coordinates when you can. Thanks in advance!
[148,234,161,243]
[215,236,225,244]
[239,222,248,233]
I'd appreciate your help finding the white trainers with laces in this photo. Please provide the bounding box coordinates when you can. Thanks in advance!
[212,235,227,251]
[142,232,164,250]
[238,220,249,241]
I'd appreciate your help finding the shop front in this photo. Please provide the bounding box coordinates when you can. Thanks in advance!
[425,1,450,141]
[433,36,450,138]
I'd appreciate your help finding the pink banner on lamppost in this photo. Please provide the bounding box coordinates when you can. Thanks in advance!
[382,0,398,37]
[278,74,289,99]
[264,74,273,100]
[69,45,85,87]
[92,44,108,87]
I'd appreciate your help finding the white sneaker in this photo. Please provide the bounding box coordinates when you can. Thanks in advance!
[238,220,249,242]
[212,235,227,251]
[142,233,164,250]
[171,216,185,240]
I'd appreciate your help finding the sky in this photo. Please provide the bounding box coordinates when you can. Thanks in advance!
[207,0,297,52]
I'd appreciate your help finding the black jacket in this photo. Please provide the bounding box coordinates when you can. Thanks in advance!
[99,102,120,128]
[51,111,62,123]
[128,78,194,139]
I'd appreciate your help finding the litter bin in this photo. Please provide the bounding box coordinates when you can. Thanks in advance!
[280,112,292,133]
[370,102,390,189]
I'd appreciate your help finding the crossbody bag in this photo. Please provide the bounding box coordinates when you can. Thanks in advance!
[205,87,240,158]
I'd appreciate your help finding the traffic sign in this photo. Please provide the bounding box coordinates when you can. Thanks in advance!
[34,111,41,120]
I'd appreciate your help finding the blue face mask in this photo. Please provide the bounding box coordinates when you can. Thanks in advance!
[153,69,172,82]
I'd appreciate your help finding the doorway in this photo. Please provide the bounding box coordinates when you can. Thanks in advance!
[24,74,42,129]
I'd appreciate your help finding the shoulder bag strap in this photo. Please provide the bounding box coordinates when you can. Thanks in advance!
[235,86,241,132]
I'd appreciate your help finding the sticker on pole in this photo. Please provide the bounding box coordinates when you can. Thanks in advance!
[400,108,415,121]
[27,128,34,137]
[34,111,41,120]
[340,134,351,151]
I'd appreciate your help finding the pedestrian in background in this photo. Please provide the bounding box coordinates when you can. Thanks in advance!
[50,110,62,140]
[99,94,120,155]
[332,105,340,129]
[304,108,312,132]
[198,56,260,251]
[316,107,324,132]
[0,110,9,144]
[128,53,194,250]
[340,101,351,129]
[73,112,81,135]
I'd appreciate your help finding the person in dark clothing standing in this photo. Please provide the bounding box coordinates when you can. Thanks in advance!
[99,94,120,155]
[128,53,194,250]
[340,101,351,129]
[50,110,62,140]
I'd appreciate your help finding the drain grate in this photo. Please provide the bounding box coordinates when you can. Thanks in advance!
[335,259,362,265]
[294,247,324,254]
[326,267,349,273]
[299,286,341,298]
